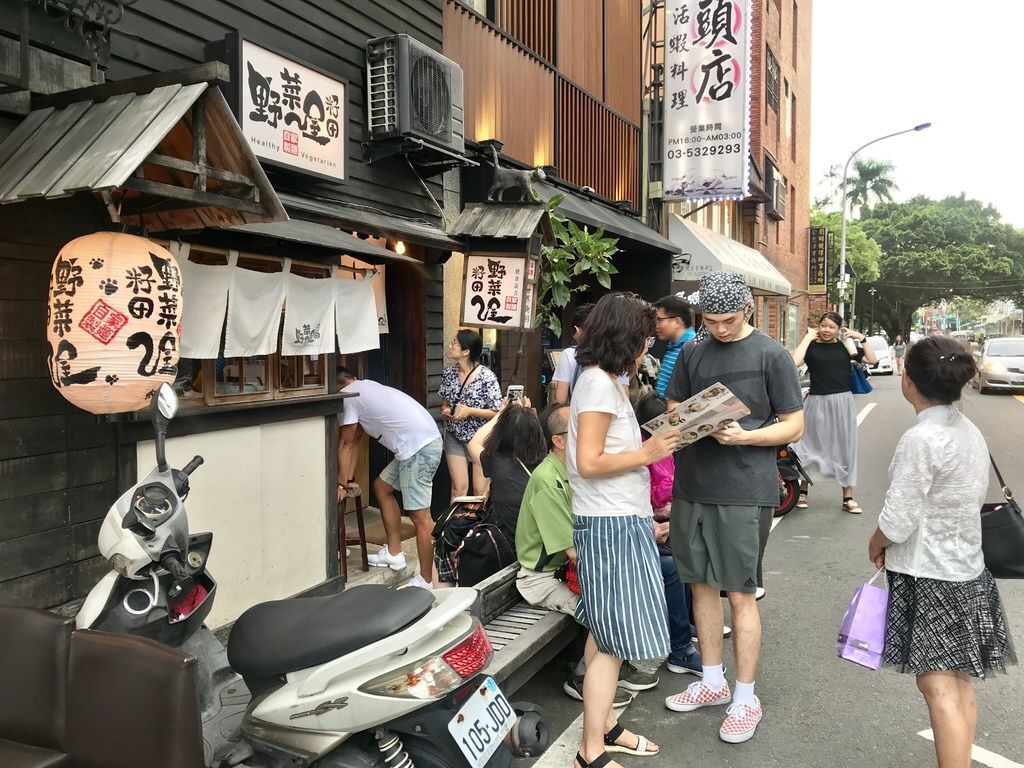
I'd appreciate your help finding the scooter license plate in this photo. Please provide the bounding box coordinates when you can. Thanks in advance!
[448,677,517,768]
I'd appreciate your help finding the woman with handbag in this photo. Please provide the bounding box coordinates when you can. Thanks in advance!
[439,329,502,500]
[868,336,1015,768]
[791,311,877,513]
[569,293,681,768]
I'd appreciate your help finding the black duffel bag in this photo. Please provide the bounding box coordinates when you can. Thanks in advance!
[454,521,516,587]
[981,455,1024,579]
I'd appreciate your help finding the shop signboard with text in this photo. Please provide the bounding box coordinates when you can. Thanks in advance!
[460,253,538,330]
[808,226,829,295]
[662,0,751,201]
[229,36,346,183]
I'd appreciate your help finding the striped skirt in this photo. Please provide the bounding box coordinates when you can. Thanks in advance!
[573,514,670,661]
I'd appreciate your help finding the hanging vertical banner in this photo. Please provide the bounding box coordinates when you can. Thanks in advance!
[807,226,829,295]
[662,0,751,201]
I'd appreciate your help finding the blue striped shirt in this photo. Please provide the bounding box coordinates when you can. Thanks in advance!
[656,327,695,397]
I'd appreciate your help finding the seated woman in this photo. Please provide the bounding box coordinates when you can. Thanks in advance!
[435,399,546,587]
[468,400,547,541]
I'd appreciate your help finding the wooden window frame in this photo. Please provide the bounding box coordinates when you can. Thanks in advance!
[164,242,337,409]
[766,46,780,113]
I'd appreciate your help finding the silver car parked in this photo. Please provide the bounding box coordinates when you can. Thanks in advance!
[973,338,1024,394]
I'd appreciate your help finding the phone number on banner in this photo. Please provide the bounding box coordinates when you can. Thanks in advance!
[668,143,742,159]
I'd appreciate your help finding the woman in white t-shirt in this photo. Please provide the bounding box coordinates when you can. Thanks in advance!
[568,293,680,768]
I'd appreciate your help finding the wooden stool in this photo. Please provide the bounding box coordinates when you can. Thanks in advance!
[338,491,369,579]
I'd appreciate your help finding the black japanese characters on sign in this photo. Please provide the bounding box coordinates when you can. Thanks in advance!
[462,255,540,330]
[663,0,750,201]
[808,227,829,295]
[239,39,346,183]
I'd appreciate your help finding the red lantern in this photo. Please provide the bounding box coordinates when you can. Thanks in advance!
[46,233,182,414]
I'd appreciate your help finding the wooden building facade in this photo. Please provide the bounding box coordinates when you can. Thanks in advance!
[0,0,457,623]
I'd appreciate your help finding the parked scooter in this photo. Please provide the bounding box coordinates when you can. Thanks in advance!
[773,385,813,518]
[773,442,813,518]
[77,384,548,768]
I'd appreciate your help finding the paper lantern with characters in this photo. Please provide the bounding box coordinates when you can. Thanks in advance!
[46,232,182,414]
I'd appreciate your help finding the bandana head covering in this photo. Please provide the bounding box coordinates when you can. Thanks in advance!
[693,272,754,344]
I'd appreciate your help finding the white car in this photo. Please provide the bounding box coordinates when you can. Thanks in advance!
[865,335,894,375]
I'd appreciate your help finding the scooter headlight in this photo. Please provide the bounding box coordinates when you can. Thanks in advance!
[108,552,134,576]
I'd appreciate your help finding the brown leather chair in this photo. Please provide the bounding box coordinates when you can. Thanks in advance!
[66,630,205,768]
[0,606,73,768]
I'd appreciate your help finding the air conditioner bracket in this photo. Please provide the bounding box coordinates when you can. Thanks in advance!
[363,137,478,177]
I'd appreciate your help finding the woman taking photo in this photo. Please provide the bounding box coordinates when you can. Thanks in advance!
[893,334,907,375]
[569,293,680,768]
[869,336,1014,768]
[467,399,546,540]
[791,312,877,513]
[434,399,546,587]
[439,329,502,499]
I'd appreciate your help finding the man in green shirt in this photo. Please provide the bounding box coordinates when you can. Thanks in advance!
[515,402,578,615]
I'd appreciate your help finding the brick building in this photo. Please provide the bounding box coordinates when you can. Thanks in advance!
[656,0,815,347]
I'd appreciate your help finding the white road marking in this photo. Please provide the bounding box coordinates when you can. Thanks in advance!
[917,729,1023,768]
[856,403,876,426]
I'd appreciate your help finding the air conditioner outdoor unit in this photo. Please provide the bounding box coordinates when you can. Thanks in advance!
[366,34,465,156]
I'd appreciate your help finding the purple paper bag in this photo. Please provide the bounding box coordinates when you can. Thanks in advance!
[837,571,889,670]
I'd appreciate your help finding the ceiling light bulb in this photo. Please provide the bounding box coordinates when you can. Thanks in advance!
[394,241,406,255]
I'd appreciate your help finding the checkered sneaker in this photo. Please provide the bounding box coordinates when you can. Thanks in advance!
[719,698,762,744]
[664,680,731,712]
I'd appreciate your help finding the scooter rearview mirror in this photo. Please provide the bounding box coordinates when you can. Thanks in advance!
[151,383,177,473]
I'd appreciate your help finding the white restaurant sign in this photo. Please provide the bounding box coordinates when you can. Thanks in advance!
[240,39,346,182]
[662,0,751,201]
[460,254,538,330]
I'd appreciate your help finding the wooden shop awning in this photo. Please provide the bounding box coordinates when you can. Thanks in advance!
[0,63,286,233]
[449,202,553,242]
[225,219,420,265]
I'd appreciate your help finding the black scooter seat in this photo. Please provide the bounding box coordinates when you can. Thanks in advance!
[227,584,434,678]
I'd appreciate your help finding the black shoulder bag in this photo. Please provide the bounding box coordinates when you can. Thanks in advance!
[981,455,1024,579]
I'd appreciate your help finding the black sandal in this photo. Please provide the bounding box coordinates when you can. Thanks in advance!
[604,722,659,756]
[583,753,614,768]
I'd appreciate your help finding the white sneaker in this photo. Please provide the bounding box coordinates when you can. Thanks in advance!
[406,573,433,591]
[367,546,407,571]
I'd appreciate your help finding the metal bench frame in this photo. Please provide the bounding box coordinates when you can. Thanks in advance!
[473,564,579,696]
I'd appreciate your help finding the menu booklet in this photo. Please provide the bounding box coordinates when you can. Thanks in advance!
[640,382,750,449]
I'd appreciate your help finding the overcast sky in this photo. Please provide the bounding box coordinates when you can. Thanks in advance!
[811,1,1024,228]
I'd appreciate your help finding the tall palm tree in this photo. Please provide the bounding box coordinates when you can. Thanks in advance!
[843,158,899,216]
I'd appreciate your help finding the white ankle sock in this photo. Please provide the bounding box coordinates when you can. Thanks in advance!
[734,680,756,706]
[702,664,725,690]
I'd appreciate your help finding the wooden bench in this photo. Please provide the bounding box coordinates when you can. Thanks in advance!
[473,564,579,696]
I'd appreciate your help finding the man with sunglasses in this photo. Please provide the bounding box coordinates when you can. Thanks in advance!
[654,295,696,398]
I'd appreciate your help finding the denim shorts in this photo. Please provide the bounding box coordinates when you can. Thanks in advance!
[379,437,442,512]
[443,430,473,462]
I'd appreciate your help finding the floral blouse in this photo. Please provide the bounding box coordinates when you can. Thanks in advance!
[438,364,502,444]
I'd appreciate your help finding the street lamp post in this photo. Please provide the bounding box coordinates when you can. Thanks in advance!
[838,122,931,319]
[869,287,876,334]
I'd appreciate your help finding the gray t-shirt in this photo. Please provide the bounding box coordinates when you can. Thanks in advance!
[666,330,803,506]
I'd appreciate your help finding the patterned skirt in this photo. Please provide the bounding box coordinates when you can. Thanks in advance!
[884,569,1016,678]
[573,514,670,661]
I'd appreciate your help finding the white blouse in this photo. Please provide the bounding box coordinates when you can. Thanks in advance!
[878,405,990,582]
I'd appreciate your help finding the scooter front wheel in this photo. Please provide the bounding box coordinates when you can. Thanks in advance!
[774,476,800,518]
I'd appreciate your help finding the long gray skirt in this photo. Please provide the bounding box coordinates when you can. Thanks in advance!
[573,514,670,661]
[793,391,858,487]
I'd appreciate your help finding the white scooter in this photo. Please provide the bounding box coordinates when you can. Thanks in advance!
[77,383,547,768]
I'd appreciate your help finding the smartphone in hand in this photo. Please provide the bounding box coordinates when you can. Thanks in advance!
[507,384,525,404]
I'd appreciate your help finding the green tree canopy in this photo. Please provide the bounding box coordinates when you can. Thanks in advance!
[857,194,1024,338]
